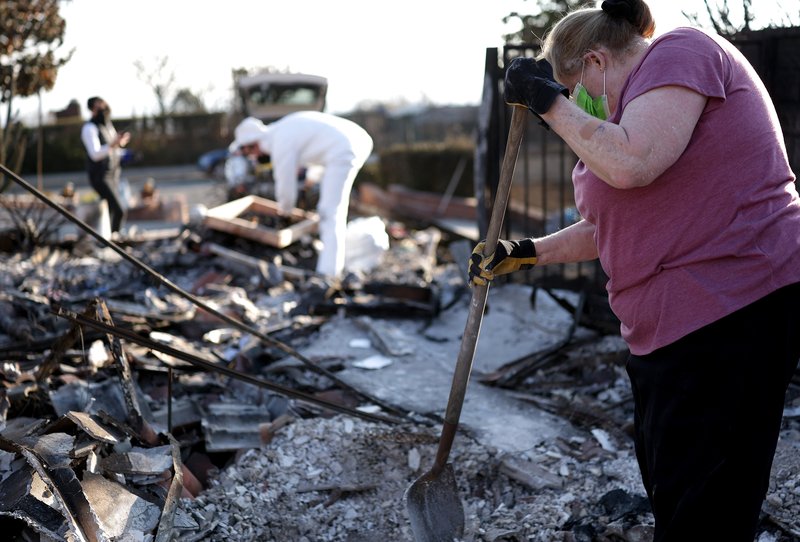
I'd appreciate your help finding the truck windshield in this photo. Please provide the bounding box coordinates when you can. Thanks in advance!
[247,85,322,106]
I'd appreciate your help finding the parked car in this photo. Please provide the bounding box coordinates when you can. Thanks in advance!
[197,147,229,179]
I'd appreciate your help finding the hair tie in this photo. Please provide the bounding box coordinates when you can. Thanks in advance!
[601,0,636,24]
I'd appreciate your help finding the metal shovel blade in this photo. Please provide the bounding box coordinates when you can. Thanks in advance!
[405,463,464,542]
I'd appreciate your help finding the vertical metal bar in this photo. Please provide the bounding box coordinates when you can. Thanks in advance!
[523,123,530,236]
[479,47,502,242]
[167,367,173,434]
[540,129,549,281]
[541,130,548,236]
[558,139,567,279]
[521,119,531,285]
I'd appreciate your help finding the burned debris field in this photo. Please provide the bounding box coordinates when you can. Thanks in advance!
[0,187,799,542]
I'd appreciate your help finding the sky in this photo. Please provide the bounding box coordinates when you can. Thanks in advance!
[12,0,796,125]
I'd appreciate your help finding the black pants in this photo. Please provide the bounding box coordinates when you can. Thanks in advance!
[626,282,800,541]
[88,167,125,233]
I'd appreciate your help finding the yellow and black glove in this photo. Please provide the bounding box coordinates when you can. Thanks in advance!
[469,238,537,287]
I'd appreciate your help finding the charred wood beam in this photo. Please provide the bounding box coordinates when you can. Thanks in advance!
[0,299,33,343]
[153,433,184,542]
[0,329,105,356]
[534,282,620,336]
[0,164,400,416]
[507,391,631,446]
[95,300,147,432]
[302,282,441,320]
[0,434,103,542]
[71,297,402,419]
[478,290,587,388]
[762,511,800,538]
[50,304,414,426]
[35,303,100,381]
[0,465,69,539]
[296,481,378,507]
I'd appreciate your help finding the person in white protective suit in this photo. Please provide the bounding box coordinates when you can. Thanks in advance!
[229,112,374,278]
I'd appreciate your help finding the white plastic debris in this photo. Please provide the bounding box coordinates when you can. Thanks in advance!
[343,216,389,273]
[203,328,241,345]
[352,355,393,370]
[591,428,617,452]
[348,338,372,349]
[88,340,109,368]
[408,448,421,470]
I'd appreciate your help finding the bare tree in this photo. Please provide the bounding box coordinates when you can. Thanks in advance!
[171,88,207,115]
[133,55,177,118]
[682,0,752,35]
[683,0,799,35]
[135,56,211,119]
[504,0,587,45]
[0,0,72,189]
[509,0,799,43]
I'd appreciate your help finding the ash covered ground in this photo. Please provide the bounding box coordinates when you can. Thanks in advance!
[176,414,800,542]
[0,211,797,542]
[175,336,800,542]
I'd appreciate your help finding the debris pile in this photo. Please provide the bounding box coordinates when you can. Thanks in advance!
[172,351,800,542]
[175,414,652,542]
[0,184,798,542]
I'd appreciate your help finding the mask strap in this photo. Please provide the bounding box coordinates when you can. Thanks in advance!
[602,69,606,95]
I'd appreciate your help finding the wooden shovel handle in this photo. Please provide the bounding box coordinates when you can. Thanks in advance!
[432,106,527,472]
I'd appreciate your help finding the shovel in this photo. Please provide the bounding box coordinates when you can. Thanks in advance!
[405,106,527,542]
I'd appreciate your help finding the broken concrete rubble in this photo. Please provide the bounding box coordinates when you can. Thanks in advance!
[0,169,798,541]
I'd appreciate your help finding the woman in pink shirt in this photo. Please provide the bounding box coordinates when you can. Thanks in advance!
[470,0,800,539]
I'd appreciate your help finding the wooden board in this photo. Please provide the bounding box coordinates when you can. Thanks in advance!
[203,195,318,248]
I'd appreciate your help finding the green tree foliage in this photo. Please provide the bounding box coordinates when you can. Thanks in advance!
[0,0,72,185]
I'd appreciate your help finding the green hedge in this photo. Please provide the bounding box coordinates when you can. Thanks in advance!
[18,113,476,199]
[376,141,474,197]
[20,112,230,174]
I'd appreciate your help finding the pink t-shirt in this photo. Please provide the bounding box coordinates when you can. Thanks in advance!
[573,27,800,355]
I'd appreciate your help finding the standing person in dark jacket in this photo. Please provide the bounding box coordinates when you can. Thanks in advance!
[81,96,130,234]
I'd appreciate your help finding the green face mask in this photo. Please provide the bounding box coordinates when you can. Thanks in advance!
[572,67,610,120]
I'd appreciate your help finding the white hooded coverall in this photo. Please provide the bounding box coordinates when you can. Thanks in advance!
[254,111,373,277]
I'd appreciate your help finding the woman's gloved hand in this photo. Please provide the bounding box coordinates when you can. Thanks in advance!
[504,57,569,126]
[469,238,538,286]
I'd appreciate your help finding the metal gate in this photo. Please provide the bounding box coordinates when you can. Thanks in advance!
[474,45,617,334]
[730,26,800,180]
